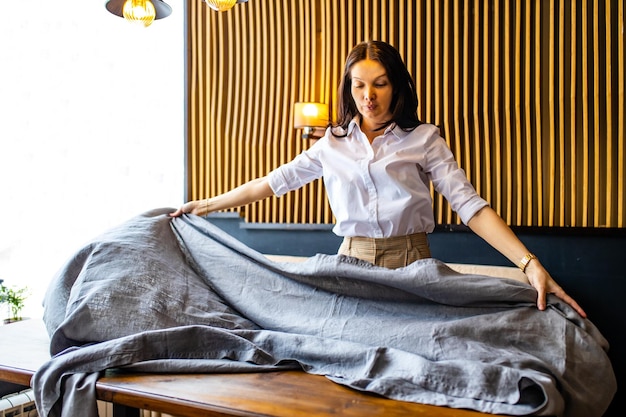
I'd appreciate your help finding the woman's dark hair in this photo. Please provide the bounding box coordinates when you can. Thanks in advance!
[333,40,421,135]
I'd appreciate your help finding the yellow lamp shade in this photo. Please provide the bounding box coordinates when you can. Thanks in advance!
[293,102,329,129]
[204,0,238,12]
[123,0,156,27]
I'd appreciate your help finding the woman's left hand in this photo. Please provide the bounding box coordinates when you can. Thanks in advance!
[524,259,587,318]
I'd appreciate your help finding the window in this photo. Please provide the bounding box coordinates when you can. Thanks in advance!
[0,1,184,319]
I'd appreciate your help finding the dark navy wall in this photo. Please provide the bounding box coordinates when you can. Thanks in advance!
[207,213,625,416]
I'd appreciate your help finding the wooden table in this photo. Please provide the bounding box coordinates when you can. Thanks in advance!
[0,319,502,417]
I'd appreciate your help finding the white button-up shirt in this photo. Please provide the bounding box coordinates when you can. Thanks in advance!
[268,120,488,238]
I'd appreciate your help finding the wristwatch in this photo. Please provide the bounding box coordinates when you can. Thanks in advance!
[518,253,537,273]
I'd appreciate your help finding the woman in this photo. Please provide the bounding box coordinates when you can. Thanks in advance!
[171,40,586,318]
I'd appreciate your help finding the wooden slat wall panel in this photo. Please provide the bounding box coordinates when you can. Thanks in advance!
[187,0,626,228]
[616,0,624,226]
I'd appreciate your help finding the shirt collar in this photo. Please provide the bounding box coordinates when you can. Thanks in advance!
[347,118,359,135]
[348,117,409,140]
[389,124,410,139]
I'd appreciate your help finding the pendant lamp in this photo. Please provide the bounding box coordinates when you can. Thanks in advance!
[105,0,172,27]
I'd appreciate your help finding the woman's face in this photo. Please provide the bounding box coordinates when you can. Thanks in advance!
[350,59,393,127]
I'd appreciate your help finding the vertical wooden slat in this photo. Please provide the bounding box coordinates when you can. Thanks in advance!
[383,0,389,41]
[406,0,414,83]
[452,0,462,220]
[440,0,451,224]
[325,0,335,225]
[249,2,263,221]
[581,0,590,227]
[461,1,471,185]
[246,4,257,222]
[616,1,626,227]
[276,0,287,222]
[493,0,502,218]
[313,0,324,224]
[472,0,481,197]
[450,1,459,161]
[215,13,226,197]
[312,0,321,224]
[295,0,305,224]
[482,0,492,209]
[533,0,544,226]
[320,0,331,225]
[260,1,271,222]
[414,1,421,118]
[503,0,513,224]
[558,0,566,226]
[548,0,556,226]
[340,1,348,67]
[397,0,405,62]
[604,0,613,227]
[208,7,219,200]
[233,9,244,193]
[433,0,441,209]
[592,0,601,227]
[305,0,315,224]
[369,1,380,40]
[224,11,235,196]
[363,0,370,42]
[523,1,533,225]
[197,1,207,202]
[268,0,279,223]
[513,0,522,225]
[569,0,577,226]
[291,0,305,224]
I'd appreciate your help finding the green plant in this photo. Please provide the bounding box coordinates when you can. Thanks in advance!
[0,283,29,321]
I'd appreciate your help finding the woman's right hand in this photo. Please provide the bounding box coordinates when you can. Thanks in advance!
[169,176,274,219]
[169,199,208,218]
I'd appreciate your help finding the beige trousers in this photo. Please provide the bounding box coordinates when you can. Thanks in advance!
[338,232,431,269]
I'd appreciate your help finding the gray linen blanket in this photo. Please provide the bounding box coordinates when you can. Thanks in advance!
[32,208,616,417]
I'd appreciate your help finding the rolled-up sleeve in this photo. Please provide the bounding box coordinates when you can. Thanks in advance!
[267,147,324,197]
[425,136,489,225]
